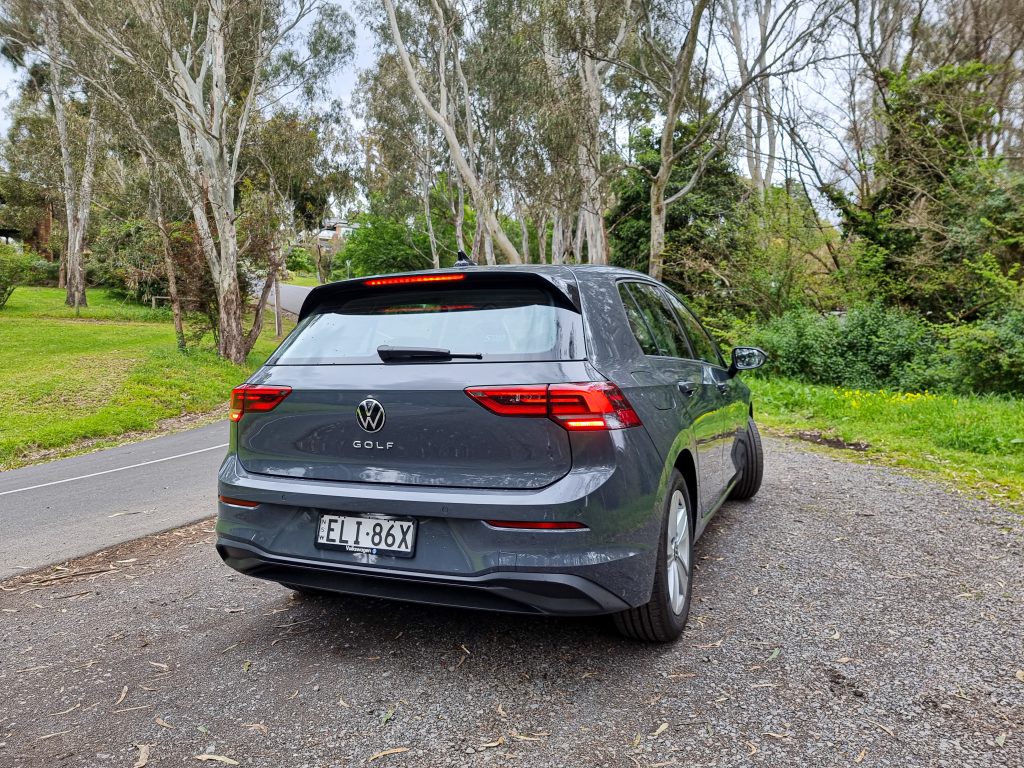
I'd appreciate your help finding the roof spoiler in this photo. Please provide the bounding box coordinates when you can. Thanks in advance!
[297,269,581,321]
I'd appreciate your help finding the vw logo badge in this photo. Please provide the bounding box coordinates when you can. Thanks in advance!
[356,398,386,433]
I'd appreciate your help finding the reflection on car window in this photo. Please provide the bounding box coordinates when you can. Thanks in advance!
[617,283,659,355]
[624,282,692,359]
[663,290,723,366]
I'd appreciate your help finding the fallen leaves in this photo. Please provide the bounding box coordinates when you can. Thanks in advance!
[133,744,151,768]
[511,731,548,741]
[651,722,669,737]
[367,747,409,762]
[49,703,81,716]
[478,736,505,749]
[763,731,791,740]
[36,728,74,741]
[242,722,269,735]
[766,648,781,662]
[155,717,174,729]
[1015,670,1024,684]
[114,686,129,706]
[855,748,867,763]
[863,718,895,738]
[194,756,239,765]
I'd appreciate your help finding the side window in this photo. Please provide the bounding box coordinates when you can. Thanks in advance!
[623,282,693,359]
[617,283,659,355]
[663,290,723,366]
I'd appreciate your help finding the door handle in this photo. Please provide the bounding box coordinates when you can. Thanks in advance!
[677,380,698,397]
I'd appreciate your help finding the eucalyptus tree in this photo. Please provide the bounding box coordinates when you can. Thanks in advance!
[40,0,355,362]
[380,0,525,264]
[0,1,100,307]
[633,0,835,280]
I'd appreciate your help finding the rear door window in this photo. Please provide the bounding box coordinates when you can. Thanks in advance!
[662,289,724,366]
[620,282,693,359]
[270,283,585,364]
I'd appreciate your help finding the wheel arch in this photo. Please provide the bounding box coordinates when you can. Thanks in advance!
[672,448,698,529]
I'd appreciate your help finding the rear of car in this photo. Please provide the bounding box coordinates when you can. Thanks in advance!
[215,268,665,615]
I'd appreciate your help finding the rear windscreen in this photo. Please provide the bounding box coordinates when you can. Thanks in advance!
[270,283,585,364]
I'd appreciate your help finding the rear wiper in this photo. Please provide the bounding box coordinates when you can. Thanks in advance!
[377,345,483,362]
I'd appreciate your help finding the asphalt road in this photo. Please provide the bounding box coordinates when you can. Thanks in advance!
[2,437,1021,767]
[266,282,313,316]
[0,422,228,580]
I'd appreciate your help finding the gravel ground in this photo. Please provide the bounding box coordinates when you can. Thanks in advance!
[1,437,1022,768]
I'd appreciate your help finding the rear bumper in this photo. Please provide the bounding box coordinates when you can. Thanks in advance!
[216,425,666,614]
[217,538,631,615]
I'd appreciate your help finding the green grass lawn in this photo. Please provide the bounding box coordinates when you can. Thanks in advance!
[748,376,1024,511]
[285,273,323,287]
[0,287,290,470]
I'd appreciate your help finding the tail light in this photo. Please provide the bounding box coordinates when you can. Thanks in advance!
[229,384,292,422]
[465,382,641,431]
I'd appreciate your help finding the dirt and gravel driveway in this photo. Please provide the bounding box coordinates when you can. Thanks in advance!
[2,437,1022,768]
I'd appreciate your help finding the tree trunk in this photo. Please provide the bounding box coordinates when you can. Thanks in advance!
[453,174,466,254]
[422,159,440,269]
[147,157,186,351]
[384,0,521,264]
[536,215,548,264]
[43,8,100,310]
[649,183,668,281]
[519,214,530,264]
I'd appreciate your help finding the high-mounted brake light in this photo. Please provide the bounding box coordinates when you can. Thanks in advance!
[486,520,588,530]
[229,384,292,422]
[364,274,466,287]
[465,382,641,431]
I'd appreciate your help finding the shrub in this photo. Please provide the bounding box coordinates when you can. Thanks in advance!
[0,246,41,308]
[285,246,314,274]
[751,303,935,390]
[930,310,1024,395]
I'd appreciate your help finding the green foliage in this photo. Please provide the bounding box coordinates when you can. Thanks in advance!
[608,124,747,285]
[748,377,1024,510]
[285,246,315,274]
[826,63,1024,318]
[0,245,42,307]
[339,215,442,277]
[749,302,1024,395]
[929,311,1024,396]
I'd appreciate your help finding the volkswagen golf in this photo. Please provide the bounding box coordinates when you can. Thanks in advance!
[216,265,766,642]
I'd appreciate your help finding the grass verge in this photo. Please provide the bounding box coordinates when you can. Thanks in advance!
[748,376,1024,511]
[0,287,291,470]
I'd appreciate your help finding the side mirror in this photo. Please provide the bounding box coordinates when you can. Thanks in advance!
[728,347,767,377]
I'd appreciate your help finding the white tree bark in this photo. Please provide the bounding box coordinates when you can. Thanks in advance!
[384,0,522,264]
[42,6,99,310]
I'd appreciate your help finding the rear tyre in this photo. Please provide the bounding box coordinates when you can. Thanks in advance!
[729,418,764,501]
[613,470,693,643]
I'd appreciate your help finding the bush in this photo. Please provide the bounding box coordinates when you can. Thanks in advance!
[929,310,1024,395]
[285,246,314,274]
[749,300,1024,395]
[751,303,935,390]
[0,246,42,308]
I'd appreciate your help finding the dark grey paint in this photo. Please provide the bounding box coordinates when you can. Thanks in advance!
[217,265,755,615]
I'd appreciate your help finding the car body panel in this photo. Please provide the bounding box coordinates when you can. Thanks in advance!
[216,264,757,616]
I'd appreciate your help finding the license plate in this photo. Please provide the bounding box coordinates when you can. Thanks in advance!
[316,514,416,558]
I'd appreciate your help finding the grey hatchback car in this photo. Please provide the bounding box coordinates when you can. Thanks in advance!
[216,265,765,641]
